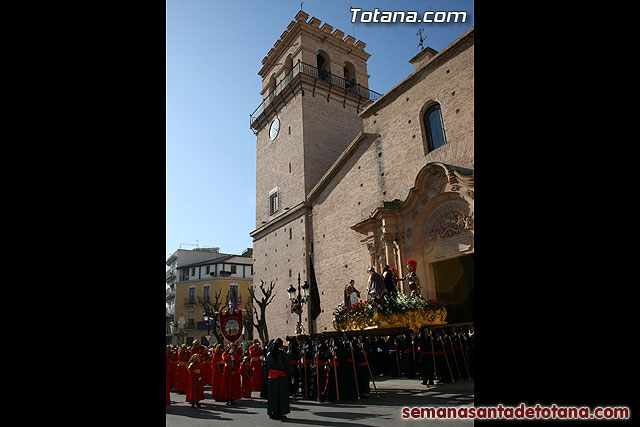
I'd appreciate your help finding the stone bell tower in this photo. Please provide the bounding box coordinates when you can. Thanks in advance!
[249,10,379,339]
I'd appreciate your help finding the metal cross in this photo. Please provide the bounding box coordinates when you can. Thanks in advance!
[417,28,426,50]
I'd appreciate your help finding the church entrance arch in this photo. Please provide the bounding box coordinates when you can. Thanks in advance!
[412,193,474,323]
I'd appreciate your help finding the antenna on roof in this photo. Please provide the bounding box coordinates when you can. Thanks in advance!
[417,28,426,50]
[351,5,355,37]
[179,240,199,249]
[300,1,303,11]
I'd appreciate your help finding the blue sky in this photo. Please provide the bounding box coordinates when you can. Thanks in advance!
[166,0,474,260]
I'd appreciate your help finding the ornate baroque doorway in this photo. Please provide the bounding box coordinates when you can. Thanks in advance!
[352,162,474,320]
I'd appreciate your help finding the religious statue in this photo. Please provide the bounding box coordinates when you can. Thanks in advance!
[367,266,385,299]
[382,265,398,295]
[344,280,361,307]
[398,259,421,297]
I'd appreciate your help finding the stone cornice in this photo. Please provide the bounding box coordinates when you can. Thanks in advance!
[249,201,311,240]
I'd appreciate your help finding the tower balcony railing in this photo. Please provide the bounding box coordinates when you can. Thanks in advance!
[250,61,382,129]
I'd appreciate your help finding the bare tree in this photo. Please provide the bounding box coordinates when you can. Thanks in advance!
[240,301,254,343]
[249,280,276,345]
[198,288,228,345]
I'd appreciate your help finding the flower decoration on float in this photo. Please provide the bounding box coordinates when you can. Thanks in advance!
[332,292,447,333]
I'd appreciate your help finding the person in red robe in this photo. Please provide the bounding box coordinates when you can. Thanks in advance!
[239,356,253,398]
[189,340,202,358]
[210,344,225,401]
[221,342,243,405]
[166,353,171,407]
[248,339,264,391]
[200,346,211,386]
[186,353,205,408]
[167,346,178,390]
[174,344,189,393]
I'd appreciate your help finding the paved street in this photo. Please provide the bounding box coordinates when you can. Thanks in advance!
[166,376,474,426]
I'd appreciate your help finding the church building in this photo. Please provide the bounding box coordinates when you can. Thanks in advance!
[249,10,474,340]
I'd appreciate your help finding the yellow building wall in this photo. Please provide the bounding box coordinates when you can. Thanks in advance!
[174,278,253,330]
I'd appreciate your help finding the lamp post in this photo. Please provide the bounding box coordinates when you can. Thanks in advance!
[287,272,310,331]
[202,309,214,345]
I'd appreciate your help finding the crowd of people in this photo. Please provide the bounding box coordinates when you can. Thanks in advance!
[166,338,264,408]
[281,325,474,402]
[166,324,474,417]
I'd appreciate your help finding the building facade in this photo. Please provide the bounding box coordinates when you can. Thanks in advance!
[166,247,254,345]
[250,11,474,340]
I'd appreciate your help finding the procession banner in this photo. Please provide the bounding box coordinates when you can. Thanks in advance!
[219,311,243,343]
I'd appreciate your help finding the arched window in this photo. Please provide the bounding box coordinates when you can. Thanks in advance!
[283,55,294,85]
[343,61,356,91]
[268,74,276,93]
[284,55,293,73]
[317,51,331,82]
[424,104,446,152]
[266,74,276,106]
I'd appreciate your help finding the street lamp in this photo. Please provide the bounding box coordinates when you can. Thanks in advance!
[202,309,215,345]
[287,284,297,300]
[287,272,310,329]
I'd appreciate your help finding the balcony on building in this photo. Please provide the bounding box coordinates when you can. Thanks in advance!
[250,61,382,131]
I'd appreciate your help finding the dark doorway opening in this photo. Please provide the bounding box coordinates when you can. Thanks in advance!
[432,253,474,323]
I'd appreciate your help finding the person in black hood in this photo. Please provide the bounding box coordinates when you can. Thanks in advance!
[260,339,274,399]
[286,337,300,396]
[310,336,327,401]
[266,338,294,420]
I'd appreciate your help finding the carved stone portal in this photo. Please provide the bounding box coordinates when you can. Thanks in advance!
[351,162,474,299]
[428,210,474,242]
[424,200,473,249]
